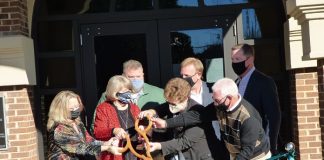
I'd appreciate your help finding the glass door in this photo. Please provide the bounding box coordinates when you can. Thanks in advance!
[158,16,237,86]
[80,21,159,126]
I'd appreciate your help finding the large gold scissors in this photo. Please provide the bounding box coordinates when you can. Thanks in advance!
[119,116,153,160]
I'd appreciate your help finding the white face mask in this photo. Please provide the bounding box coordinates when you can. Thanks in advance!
[169,100,187,114]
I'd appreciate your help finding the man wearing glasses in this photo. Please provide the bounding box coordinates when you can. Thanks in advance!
[152,78,271,160]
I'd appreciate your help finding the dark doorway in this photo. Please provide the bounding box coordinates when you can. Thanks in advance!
[80,18,236,127]
[94,34,148,96]
[80,21,160,127]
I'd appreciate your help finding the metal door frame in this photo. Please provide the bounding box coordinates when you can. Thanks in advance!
[79,21,159,126]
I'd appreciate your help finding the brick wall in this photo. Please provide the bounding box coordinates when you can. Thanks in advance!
[0,86,38,160]
[289,68,322,160]
[0,0,28,36]
[318,59,324,158]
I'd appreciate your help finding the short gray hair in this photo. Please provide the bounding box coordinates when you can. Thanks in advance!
[212,78,238,97]
[123,59,143,73]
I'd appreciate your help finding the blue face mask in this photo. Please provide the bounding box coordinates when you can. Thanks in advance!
[116,91,132,104]
[131,79,144,92]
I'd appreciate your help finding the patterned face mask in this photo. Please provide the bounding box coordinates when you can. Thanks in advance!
[116,91,132,104]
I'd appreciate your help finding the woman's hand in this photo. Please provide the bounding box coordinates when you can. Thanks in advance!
[113,128,127,139]
[138,109,156,119]
[104,137,119,146]
[106,145,122,155]
[145,142,161,152]
[138,125,153,137]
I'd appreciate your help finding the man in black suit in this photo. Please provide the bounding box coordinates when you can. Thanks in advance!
[231,43,281,154]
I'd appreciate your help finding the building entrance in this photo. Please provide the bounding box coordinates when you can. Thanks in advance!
[80,17,237,126]
[34,1,289,159]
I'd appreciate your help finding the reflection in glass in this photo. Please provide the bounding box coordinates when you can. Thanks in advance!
[43,0,111,14]
[45,0,88,15]
[159,0,198,8]
[170,28,224,81]
[206,58,224,83]
[94,34,148,96]
[242,9,262,39]
[38,21,73,52]
[204,0,247,6]
[39,58,76,88]
[85,0,111,13]
[115,0,153,11]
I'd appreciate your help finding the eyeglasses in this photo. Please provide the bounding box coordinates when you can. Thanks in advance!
[167,101,177,106]
[214,96,228,105]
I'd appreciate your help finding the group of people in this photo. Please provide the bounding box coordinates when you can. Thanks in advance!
[47,43,281,160]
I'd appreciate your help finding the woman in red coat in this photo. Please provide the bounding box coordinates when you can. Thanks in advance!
[93,75,141,160]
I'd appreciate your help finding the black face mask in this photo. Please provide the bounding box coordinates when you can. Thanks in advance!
[182,74,197,87]
[217,97,229,112]
[70,108,81,120]
[218,104,228,112]
[232,60,247,76]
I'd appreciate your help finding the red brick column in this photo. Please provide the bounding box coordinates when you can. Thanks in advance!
[318,59,324,158]
[0,0,38,159]
[0,86,38,159]
[0,0,28,36]
[289,68,322,160]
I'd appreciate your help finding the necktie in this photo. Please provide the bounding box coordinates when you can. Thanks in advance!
[235,78,241,87]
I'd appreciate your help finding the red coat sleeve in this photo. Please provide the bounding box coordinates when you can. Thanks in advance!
[93,102,120,141]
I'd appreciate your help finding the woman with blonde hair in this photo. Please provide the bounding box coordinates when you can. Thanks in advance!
[93,75,141,160]
[47,90,122,159]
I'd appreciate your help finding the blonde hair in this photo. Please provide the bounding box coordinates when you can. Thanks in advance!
[105,75,134,101]
[164,78,191,103]
[181,57,204,75]
[123,59,143,73]
[47,91,83,131]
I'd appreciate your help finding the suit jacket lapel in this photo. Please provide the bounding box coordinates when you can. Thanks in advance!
[244,70,257,99]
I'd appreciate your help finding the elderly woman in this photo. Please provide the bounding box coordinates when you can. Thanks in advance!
[93,75,141,160]
[47,91,121,160]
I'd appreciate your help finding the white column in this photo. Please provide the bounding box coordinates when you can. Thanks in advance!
[287,0,324,60]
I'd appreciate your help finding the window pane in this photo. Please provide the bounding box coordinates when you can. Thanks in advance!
[115,0,153,11]
[159,0,198,8]
[94,34,148,96]
[84,0,111,13]
[38,21,73,52]
[170,28,224,82]
[242,9,262,39]
[204,0,248,6]
[39,58,76,88]
[45,0,90,15]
